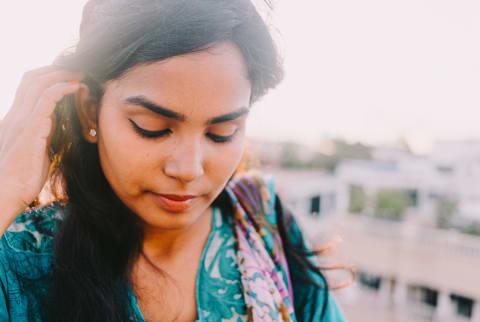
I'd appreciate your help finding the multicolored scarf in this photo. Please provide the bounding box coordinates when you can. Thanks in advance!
[225,173,296,322]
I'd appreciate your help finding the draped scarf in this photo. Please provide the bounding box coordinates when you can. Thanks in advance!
[225,173,296,322]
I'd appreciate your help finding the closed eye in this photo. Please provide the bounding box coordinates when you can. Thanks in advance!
[206,131,238,143]
[129,119,238,143]
[129,119,171,138]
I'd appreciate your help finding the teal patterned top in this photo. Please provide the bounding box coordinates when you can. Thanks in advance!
[0,182,346,321]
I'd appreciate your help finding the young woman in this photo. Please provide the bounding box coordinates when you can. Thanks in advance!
[0,0,346,321]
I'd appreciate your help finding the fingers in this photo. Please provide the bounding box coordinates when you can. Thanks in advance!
[11,66,83,115]
[22,70,84,114]
[12,65,61,108]
[2,66,85,151]
[33,81,84,122]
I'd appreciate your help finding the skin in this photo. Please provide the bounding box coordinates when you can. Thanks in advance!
[76,41,252,321]
[0,67,84,234]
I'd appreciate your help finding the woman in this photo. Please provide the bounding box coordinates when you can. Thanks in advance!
[0,0,346,321]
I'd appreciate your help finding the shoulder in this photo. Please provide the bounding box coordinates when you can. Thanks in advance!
[0,203,65,321]
[2,202,66,256]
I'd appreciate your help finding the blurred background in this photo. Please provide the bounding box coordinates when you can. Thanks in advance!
[1,1,480,321]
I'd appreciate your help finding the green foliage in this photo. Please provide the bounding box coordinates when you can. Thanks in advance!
[348,185,366,213]
[374,189,410,221]
[278,139,372,171]
[279,143,302,168]
[461,223,480,236]
[435,197,458,229]
[332,139,372,160]
[306,154,341,173]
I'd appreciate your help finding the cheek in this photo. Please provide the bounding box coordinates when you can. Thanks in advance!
[206,137,246,182]
[97,109,152,194]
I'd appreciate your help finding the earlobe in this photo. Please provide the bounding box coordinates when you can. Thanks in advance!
[74,85,98,143]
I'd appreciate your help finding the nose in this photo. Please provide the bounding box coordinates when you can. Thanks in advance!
[163,139,205,183]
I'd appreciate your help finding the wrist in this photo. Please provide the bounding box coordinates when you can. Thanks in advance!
[0,175,28,228]
[0,196,24,236]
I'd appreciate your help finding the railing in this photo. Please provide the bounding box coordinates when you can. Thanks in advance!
[340,285,475,322]
[300,212,480,321]
[304,213,480,259]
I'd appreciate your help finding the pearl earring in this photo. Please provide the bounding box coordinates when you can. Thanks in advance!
[89,128,97,137]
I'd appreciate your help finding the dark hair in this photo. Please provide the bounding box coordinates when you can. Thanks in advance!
[34,0,329,321]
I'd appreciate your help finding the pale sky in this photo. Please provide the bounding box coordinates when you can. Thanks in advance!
[1,0,480,154]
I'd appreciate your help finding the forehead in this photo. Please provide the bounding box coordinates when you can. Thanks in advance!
[103,42,252,116]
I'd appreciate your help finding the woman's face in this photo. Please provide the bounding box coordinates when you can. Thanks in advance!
[94,42,251,231]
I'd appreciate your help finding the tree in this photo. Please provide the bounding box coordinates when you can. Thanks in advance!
[435,197,457,229]
[348,185,366,214]
[279,143,307,168]
[461,223,480,236]
[374,189,409,221]
[333,139,372,160]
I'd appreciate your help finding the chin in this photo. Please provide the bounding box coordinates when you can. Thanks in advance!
[141,201,211,231]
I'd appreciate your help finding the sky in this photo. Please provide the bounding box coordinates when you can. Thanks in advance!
[1,0,480,154]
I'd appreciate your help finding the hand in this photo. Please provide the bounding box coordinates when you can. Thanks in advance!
[0,65,84,215]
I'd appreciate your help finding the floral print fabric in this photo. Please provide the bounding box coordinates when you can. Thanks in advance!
[0,173,346,321]
[226,173,295,321]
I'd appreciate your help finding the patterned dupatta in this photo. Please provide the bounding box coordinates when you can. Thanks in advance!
[225,173,296,322]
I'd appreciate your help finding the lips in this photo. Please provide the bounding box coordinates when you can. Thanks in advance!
[151,193,199,212]
[159,194,197,201]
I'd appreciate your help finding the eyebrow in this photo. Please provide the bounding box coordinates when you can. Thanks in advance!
[125,96,185,121]
[124,96,249,125]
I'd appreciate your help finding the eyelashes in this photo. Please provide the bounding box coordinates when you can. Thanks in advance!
[128,119,236,143]
[129,119,172,138]
[206,132,236,143]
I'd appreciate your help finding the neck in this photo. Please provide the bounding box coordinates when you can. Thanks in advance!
[140,206,213,265]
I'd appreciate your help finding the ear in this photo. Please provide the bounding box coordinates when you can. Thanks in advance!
[74,85,98,144]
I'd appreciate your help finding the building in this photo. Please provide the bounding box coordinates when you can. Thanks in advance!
[264,140,480,321]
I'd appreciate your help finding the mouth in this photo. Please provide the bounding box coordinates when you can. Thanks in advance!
[159,194,197,201]
[151,193,199,212]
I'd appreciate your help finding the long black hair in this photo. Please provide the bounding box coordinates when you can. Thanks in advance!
[40,0,330,320]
